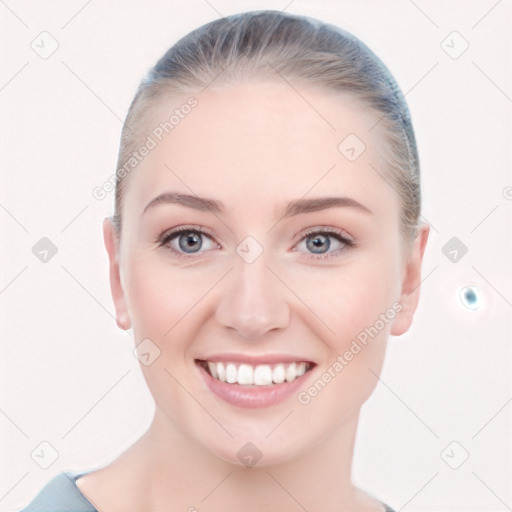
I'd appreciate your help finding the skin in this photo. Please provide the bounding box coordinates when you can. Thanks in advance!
[77,81,429,511]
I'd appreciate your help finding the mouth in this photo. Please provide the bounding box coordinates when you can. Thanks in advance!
[196,359,314,385]
[195,357,316,408]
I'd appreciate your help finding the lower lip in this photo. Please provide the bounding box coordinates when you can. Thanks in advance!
[196,362,314,409]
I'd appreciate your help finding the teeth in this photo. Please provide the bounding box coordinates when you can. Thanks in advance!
[207,361,217,379]
[285,362,297,382]
[204,361,310,386]
[254,365,273,385]
[272,364,285,384]
[237,364,253,385]
[216,362,226,382]
[226,363,237,384]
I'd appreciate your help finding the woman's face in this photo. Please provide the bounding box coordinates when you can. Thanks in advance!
[104,81,429,466]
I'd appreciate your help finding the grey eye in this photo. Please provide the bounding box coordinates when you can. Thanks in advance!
[306,234,331,254]
[177,231,203,253]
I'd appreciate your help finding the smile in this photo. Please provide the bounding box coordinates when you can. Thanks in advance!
[200,360,313,386]
[195,357,316,408]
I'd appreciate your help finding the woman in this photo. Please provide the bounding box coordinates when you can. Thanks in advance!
[21,10,429,511]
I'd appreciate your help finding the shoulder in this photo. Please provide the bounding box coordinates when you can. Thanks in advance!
[19,471,97,512]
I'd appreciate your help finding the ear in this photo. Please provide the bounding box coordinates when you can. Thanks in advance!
[390,222,430,336]
[102,217,131,330]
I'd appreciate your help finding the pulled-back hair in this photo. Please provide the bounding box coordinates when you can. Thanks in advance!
[112,10,421,247]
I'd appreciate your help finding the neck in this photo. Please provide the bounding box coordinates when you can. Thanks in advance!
[123,407,366,511]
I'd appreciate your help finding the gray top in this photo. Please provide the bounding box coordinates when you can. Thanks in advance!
[19,472,96,511]
[20,470,396,511]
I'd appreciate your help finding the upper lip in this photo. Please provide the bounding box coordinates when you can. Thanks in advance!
[195,353,316,365]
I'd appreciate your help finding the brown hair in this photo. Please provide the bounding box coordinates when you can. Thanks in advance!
[112,10,421,249]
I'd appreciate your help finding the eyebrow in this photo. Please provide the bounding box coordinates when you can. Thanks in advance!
[142,192,372,218]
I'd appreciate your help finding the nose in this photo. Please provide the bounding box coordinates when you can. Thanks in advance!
[214,253,291,340]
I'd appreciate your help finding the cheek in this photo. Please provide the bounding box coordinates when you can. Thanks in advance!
[124,261,203,410]
[296,260,398,425]
[124,257,197,343]
[291,252,400,347]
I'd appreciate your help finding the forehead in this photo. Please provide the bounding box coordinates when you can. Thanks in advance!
[123,81,395,220]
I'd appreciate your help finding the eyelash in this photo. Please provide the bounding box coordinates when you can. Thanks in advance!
[156,225,356,261]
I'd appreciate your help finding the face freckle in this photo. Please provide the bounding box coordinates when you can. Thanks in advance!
[110,80,412,465]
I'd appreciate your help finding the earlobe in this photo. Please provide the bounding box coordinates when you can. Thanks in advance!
[115,312,131,330]
[390,223,430,336]
[102,217,132,331]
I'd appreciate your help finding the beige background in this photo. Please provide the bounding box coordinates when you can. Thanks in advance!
[1,1,511,510]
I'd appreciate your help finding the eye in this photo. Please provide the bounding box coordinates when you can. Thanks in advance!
[294,227,355,260]
[157,225,355,261]
[157,226,219,258]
